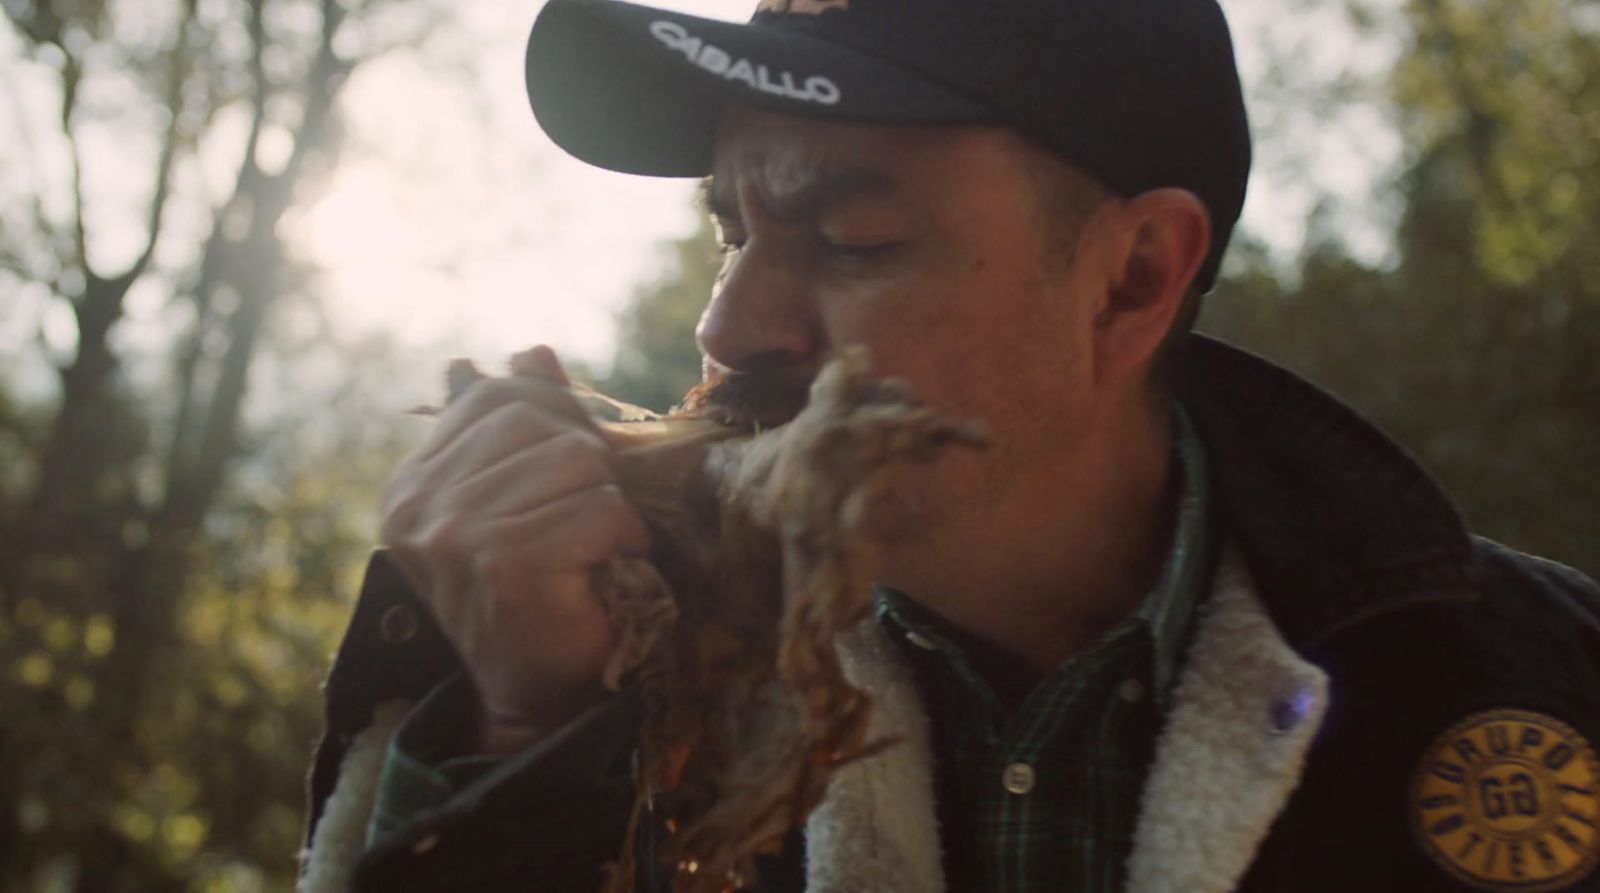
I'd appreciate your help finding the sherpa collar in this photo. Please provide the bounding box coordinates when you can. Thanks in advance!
[808,549,1329,893]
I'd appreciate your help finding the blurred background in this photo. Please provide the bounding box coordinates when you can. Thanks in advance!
[0,0,1593,889]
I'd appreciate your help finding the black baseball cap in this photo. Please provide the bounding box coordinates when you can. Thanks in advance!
[526,0,1250,292]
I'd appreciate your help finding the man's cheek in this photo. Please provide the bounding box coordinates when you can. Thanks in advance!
[852,451,985,544]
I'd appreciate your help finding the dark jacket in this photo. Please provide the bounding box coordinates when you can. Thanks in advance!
[303,334,1600,892]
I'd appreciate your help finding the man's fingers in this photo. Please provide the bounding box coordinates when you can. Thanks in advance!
[377,345,654,742]
[481,484,652,573]
[407,482,645,634]
[417,402,577,489]
[419,373,595,462]
[445,429,614,520]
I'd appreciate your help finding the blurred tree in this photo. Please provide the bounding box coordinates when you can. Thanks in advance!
[593,214,721,412]
[0,0,439,889]
[1202,0,1598,576]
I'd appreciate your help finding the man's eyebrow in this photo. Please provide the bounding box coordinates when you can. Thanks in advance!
[700,164,901,224]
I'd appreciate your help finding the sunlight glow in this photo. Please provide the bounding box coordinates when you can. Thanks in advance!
[2,0,1396,388]
[282,1,744,378]
[282,0,1395,382]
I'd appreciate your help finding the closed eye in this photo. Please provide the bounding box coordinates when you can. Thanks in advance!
[821,239,901,264]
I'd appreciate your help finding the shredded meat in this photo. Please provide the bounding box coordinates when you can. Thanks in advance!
[594,348,985,893]
[432,349,983,892]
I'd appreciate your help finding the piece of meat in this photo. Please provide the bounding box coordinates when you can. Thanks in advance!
[594,348,986,893]
[429,350,983,892]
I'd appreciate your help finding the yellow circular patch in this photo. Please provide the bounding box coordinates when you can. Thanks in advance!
[1413,709,1600,891]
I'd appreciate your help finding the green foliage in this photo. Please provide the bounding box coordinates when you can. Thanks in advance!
[1394,0,1600,289]
[594,215,722,412]
[0,350,420,892]
[1202,0,1599,579]
[0,0,434,888]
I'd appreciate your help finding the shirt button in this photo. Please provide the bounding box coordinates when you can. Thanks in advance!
[1001,762,1036,795]
[904,630,938,651]
[1118,678,1146,703]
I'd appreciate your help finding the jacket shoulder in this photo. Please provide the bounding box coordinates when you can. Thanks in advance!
[1473,536,1600,631]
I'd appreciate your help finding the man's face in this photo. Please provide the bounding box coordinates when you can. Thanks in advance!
[698,105,1111,567]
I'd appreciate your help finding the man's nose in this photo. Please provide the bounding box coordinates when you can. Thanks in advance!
[695,247,821,374]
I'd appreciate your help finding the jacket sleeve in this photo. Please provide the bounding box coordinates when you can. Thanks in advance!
[305,551,642,893]
[363,675,508,844]
[306,551,465,843]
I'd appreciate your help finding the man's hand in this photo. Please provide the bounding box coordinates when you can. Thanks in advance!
[381,346,651,754]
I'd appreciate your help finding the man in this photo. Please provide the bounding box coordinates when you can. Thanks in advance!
[300,0,1600,891]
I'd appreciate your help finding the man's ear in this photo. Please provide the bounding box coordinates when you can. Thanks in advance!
[1090,188,1210,387]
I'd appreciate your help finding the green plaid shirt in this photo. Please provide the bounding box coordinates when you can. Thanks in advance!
[875,407,1210,892]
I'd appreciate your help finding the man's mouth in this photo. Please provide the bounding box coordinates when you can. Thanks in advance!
[678,369,812,431]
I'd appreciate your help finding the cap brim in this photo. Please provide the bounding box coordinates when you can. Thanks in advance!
[526,0,996,177]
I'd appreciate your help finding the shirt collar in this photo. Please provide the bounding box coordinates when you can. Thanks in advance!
[1142,404,1208,696]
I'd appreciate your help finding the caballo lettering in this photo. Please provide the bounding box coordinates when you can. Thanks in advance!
[649,21,842,106]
